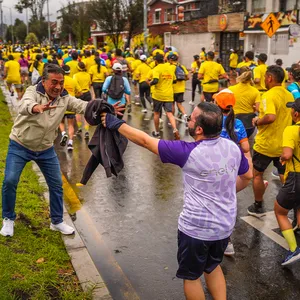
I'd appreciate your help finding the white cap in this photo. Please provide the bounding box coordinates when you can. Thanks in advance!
[230,48,234,52]
[140,55,147,61]
[112,62,123,71]
[126,47,130,51]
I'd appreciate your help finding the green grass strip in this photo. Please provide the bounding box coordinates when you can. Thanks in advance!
[0,91,92,300]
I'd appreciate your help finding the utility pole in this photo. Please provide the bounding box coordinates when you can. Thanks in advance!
[0,0,3,41]
[47,0,51,45]
[10,7,13,44]
[143,0,148,55]
[26,8,29,36]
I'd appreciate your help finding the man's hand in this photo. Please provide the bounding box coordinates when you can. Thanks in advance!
[32,100,57,114]
[101,112,125,130]
[112,101,126,116]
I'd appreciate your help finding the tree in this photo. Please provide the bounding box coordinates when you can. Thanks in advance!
[60,1,91,48]
[15,0,48,41]
[14,19,27,43]
[25,32,39,44]
[124,0,143,49]
[89,0,127,49]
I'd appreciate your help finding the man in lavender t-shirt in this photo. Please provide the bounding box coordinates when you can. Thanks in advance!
[101,102,252,300]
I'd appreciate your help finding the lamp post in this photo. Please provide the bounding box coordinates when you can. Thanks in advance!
[47,0,51,45]
[143,0,148,55]
[3,6,13,44]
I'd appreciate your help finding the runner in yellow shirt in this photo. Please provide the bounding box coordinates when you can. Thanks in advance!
[229,66,260,137]
[73,61,92,139]
[131,54,142,102]
[198,51,227,102]
[253,53,268,92]
[274,98,300,266]
[248,65,294,217]
[89,57,108,98]
[135,55,152,112]
[4,54,22,100]
[59,65,82,151]
[150,54,179,140]
[66,52,79,78]
[229,49,238,73]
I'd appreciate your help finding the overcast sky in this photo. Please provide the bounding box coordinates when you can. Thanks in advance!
[2,0,72,25]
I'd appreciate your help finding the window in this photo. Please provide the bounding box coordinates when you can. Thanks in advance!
[271,34,289,55]
[283,0,300,10]
[153,10,161,24]
[252,0,266,13]
[164,8,174,22]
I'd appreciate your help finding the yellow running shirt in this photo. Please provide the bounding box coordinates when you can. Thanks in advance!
[152,63,175,102]
[254,86,294,157]
[73,72,91,92]
[89,65,108,83]
[5,60,21,84]
[135,62,151,83]
[229,53,238,68]
[229,82,260,114]
[282,122,300,181]
[64,75,82,97]
[199,61,225,93]
[253,64,268,91]
[66,60,79,78]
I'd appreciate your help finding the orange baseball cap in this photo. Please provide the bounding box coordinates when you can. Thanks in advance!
[213,89,236,110]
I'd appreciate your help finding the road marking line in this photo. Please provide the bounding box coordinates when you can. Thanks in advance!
[241,212,291,250]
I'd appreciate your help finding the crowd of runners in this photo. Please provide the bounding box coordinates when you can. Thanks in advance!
[0,42,300,299]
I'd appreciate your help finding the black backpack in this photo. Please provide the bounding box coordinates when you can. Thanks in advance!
[107,75,125,99]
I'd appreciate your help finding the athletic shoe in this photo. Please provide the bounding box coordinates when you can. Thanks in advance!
[159,118,164,130]
[135,102,141,106]
[189,100,195,105]
[152,131,161,139]
[224,242,235,256]
[282,247,300,266]
[67,143,73,151]
[247,203,266,217]
[173,130,180,140]
[50,222,75,235]
[292,219,300,234]
[85,132,89,139]
[271,169,280,179]
[0,218,14,237]
[183,114,188,123]
[76,128,82,135]
[134,95,139,99]
[177,112,183,119]
[10,91,14,97]
[141,108,147,113]
[60,134,68,147]
[127,104,132,114]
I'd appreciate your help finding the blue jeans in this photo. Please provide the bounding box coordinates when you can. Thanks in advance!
[2,140,63,224]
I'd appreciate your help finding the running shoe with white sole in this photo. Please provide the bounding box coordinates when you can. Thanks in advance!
[60,134,68,147]
[282,247,300,266]
[76,128,82,135]
[189,100,195,105]
[141,108,147,113]
[67,143,73,151]
[0,218,14,237]
[152,131,161,139]
[85,132,89,139]
[50,222,75,235]
[247,203,266,217]
[224,242,235,256]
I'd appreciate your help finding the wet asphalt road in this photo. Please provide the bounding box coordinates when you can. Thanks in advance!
[55,89,300,300]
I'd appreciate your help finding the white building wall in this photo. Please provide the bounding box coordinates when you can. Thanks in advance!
[170,33,213,68]
[244,0,299,68]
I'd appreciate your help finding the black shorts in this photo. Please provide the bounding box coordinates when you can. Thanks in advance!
[80,91,92,102]
[174,93,184,103]
[203,91,217,103]
[252,150,285,175]
[152,99,173,113]
[176,230,229,280]
[63,114,76,119]
[230,67,236,71]
[276,172,300,210]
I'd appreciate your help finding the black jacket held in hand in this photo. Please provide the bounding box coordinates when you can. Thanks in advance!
[80,100,128,185]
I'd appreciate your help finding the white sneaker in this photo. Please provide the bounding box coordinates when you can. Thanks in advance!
[189,100,195,105]
[224,242,235,256]
[50,222,75,235]
[141,108,147,113]
[0,218,14,237]
[67,143,73,151]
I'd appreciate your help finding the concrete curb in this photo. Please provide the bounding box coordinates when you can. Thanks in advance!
[1,84,112,300]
